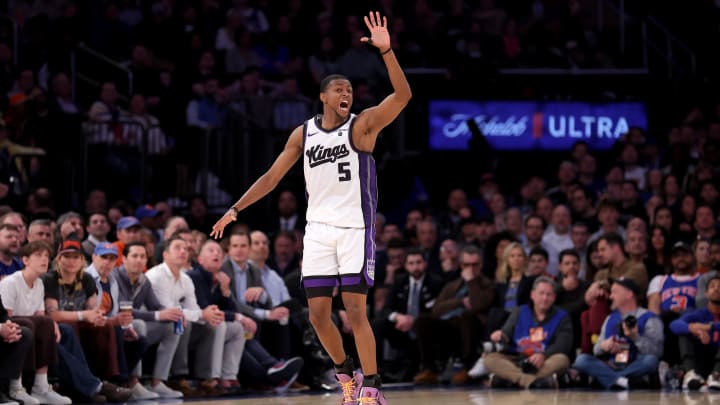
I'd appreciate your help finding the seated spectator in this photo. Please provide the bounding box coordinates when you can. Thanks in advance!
[555,249,589,350]
[113,241,184,398]
[0,241,71,404]
[573,277,663,389]
[42,237,133,402]
[0,295,32,404]
[413,245,495,385]
[647,241,699,366]
[267,230,300,277]
[670,274,720,390]
[84,242,155,400]
[189,240,252,391]
[248,230,294,360]
[82,212,111,260]
[146,235,226,397]
[372,248,443,381]
[485,276,573,388]
[113,216,142,266]
[0,224,22,280]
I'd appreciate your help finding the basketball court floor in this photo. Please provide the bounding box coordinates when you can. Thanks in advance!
[181,388,718,405]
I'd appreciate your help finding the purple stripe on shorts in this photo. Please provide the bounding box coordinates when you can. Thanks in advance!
[303,278,339,288]
[340,276,361,286]
[358,153,377,286]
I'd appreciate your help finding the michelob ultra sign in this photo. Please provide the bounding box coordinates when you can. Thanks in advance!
[428,100,647,151]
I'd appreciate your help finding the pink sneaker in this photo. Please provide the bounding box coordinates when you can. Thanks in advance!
[335,372,363,405]
[357,386,386,405]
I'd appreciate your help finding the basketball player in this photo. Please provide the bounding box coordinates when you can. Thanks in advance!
[211,11,411,404]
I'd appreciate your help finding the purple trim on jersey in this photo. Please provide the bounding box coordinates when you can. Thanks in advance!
[340,275,362,286]
[302,120,309,204]
[358,152,377,286]
[303,277,339,288]
[348,115,361,153]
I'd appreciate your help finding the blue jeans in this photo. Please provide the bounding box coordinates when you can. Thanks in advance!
[573,353,658,388]
[239,339,278,384]
[53,324,102,398]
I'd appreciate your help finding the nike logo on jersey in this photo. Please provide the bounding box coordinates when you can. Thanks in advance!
[308,132,319,137]
[306,144,350,167]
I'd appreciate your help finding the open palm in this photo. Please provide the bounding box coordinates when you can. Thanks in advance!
[361,11,390,51]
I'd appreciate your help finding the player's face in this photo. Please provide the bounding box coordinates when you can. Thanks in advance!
[323,79,353,117]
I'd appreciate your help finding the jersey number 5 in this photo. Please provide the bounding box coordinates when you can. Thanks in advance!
[338,162,351,182]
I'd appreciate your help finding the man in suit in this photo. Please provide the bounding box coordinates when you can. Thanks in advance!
[275,191,306,234]
[413,245,496,385]
[220,231,303,392]
[221,232,272,319]
[372,247,442,380]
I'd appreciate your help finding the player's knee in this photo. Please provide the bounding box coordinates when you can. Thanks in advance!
[308,309,332,328]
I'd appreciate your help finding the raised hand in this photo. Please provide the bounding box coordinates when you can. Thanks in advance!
[361,11,390,52]
[210,209,237,239]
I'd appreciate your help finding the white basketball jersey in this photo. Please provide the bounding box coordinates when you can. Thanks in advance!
[303,114,377,229]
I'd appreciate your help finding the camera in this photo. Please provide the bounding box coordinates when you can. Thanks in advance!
[617,315,637,337]
[521,358,538,374]
[482,342,504,353]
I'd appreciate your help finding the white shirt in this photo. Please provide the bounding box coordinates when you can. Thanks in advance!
[146,262,203,323]
[0,271,44,316]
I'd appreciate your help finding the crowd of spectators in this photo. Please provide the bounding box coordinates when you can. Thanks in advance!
[0,0,632,207]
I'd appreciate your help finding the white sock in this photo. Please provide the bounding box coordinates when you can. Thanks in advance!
[9,378,22,390]
[33,373,49,392]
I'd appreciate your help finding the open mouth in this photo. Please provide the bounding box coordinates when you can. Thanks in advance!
[339,100,349,110]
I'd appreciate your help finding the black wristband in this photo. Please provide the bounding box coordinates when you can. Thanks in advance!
[380,48,392,55]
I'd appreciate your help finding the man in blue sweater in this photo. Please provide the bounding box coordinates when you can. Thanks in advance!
[670,274,720,390]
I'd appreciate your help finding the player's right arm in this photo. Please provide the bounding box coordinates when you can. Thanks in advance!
[211,126,304,239]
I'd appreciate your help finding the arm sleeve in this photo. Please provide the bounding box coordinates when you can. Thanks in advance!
[670,310,700,335]
[593,317,611,356]
[634,316,664,357]
[181,278,203,323]
[544,315,574,357]
[0,279,17,311]
[501,307,521,342]
[647,276,663,296]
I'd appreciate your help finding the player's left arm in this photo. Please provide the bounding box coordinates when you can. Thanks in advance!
[353,12,412,152]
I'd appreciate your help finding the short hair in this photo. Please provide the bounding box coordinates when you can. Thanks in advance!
[0,223,19,233]
[598,232,625,248]
[274,230,296,243]
[571,220,589,230]
[123,241,146,257]
[597,199,620,212]
[559,249,580,263]
[57,211,83,226]
[529,246,549,261]
[320,74,350,92]
[524,214,546,229]
[405,247,425,260]
[461,244,483,257]
[386,237,407,250]
[533,275,557,291]
[707,275,720,291]
[0,212,26,225]
[29,218,51,228]
[229,231,250,244]
[20,240,53,258]
[163,234,187,252]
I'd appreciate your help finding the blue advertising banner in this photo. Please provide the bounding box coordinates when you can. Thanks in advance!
[428,100,647,151]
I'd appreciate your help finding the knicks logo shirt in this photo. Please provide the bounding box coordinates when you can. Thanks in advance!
[303,114,377,229]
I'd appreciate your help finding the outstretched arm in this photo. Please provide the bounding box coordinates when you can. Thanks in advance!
[211,126,304,238]
[353,11,412,152]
